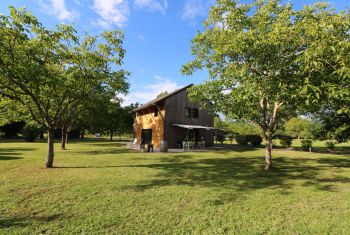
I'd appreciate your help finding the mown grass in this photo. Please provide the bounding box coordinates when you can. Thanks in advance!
[224,139,350,155]
[1,139,350,234]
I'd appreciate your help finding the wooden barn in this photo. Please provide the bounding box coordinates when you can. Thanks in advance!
[131,84,214,149]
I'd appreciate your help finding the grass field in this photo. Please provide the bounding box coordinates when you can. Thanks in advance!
[1,139,350,234]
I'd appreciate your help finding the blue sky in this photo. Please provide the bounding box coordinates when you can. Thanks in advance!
[0,0,348,105]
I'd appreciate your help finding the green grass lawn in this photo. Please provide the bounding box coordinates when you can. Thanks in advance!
[224,139,350,154]
[1,139,350,234]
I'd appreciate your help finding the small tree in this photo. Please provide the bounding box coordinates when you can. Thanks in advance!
[216,131,226,144]
[214,116,228,131]
[182,0,349,170]
[279,136,293,148]
[227,133,235,144]
[284,117,311,140]
[301,139,313,151]
[314,106,350,143]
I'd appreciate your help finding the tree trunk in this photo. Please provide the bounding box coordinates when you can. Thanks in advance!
[61,127,67,150]
[260,98,283,171]
[109,131,113,141]
[46,128,55,168]
[40,132,44,139]
[265,135,273,170]
[80,129,85,139]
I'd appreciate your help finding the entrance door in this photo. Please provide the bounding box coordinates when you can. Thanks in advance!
[187,129,199,143]
[141,129,152,145]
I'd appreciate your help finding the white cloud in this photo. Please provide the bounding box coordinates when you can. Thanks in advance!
[92,0,130,28]
[37,0,79,21]
[73,0,81,6]
[137,35,146,41]
[134,0,168,15]
[181,0,213,24]
[119,75,181,106]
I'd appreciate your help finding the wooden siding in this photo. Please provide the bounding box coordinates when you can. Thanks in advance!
[134,103,165,148]
[164,89,214,148]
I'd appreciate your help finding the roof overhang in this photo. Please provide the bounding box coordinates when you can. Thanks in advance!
[172,124,216,130]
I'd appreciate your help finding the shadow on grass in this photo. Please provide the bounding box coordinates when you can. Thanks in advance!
[0,214,64,229]
[209,144,262,153]
[0,156,23,160]
[218,143,350,155]
[293,146,350,155]
[317,156,350,167]
[53,165,124,169]
[48,148,350,205]
[0,147,37,161]
[71,147,135,155]
[84,142,126,148]
[158,155,194,163]
[85,139,130,146]
[119,154,350,201]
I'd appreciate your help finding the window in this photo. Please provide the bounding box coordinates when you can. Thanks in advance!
[192,108,199,118]
[185,107,199,118]
[155,109,158,117]
[185,107,191,117]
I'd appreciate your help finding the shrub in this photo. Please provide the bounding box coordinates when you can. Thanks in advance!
[0,121,25,137]
[248,135,262,146]
[280,135,293,148]
[216,131,226,144]
[235,135,262,146]
[301,139,313,151]
[272,139,279,147]
[235,135,249,145]
[22,124,41,142]
[325,140,336,151]
[227,134,235,144]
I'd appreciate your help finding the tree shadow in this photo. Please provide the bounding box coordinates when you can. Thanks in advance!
[71,147,135,155]
[0,156,23,160]
[120,154,350,205]
[0,213,64,229]
[209,144,262,153]
[293,146,350,155]
[53,165,125,169]
[158,154,194,163]
[317,156,350,168]
[0,147,36,161]
[84,142,128,147]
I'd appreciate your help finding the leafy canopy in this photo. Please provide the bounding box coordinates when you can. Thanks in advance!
[0,6,129,130]
[182,0,350,133]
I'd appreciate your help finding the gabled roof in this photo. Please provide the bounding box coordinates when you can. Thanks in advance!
[131,84,193,113]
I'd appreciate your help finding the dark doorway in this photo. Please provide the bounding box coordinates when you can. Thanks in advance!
[141,129,152,145]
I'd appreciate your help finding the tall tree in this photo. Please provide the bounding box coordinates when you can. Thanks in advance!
[84,96,135,141]
[117,104,135,137]
[105,101,123,141]
[182,0,350,170]
[0,7,128,167]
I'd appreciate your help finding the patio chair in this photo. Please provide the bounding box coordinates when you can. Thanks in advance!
[183,141,193,152]
[197,141,205,150]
